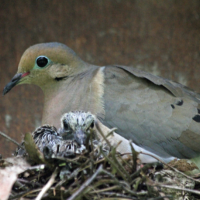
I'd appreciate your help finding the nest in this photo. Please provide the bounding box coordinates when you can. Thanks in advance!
[1,129,200,200]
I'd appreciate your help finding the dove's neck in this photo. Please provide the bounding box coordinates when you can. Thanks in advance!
[42,65,105,128]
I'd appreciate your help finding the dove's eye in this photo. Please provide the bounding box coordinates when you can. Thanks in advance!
[36,56,49,68]
[62,119,74,133]
[63,120,69,130]
[90,121,94,129]
[86,121,95,132]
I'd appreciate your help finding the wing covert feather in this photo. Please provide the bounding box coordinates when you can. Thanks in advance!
[103,66,200,159]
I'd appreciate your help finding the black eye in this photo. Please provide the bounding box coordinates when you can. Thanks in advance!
[63,120,69,130]
[90,121,94,129]
[36,56,49,68]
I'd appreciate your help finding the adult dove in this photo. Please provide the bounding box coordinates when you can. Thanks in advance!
[3,42,200,162]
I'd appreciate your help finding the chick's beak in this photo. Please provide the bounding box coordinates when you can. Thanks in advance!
[3,72,29,95]
[74,129,87,146]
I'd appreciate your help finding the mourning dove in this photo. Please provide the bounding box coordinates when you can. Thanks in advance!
[60,111,96,146]
[14,125,64,158]
[3,42,200,161]
[32,124,63,156]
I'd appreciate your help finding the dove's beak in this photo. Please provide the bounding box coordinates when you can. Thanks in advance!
[3,72,30,95]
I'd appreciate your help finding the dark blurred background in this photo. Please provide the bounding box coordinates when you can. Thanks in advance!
[0,0,200,157]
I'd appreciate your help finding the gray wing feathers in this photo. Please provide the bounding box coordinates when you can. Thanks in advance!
[116,65,200,102]
[103,66,200,159]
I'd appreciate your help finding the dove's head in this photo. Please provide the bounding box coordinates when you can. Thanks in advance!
[3,42,85,95]
[60,111,96,146]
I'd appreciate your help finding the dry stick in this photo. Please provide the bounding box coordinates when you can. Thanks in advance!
[130,163,154,180]
[9,189,38,200]
[95,122,116,149]
[101,169,139,196]
[11,188,42,200]
[53,156,83,165]
[147,197,172,200]
[0,131,24,148]
[18,178,43,187]
[96,124,130,180]
[97,192,136,199]
[89,185,120,194]
[55,168,80,188]
[35,168,58,200]
[100,149,128,181]
[147,181,200,196]
[129,141,138,172]
[67,165,103,200]
[139,151,200,183]
[110,146,131,181]
[26,164,45,171]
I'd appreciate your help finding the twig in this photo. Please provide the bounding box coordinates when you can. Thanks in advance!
[129,140,138,172]
[96,192,137,199]
[0,131,24,148]
[89,185,120,194]
[9,189,35,200]
[139,151,200,183]
[100,148,128,181]
[17,178,43,187]
[101,169,138,196]
[95,123,116,149]
[131,163,154,180]
[147,181,200,195]
[110,146,131,181]
[67,165,103,200]
[147,196,172,200]
[35,167,58,200]
[26,164,45,171]
[55,168,80,188]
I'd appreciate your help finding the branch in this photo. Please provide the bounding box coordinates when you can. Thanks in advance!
[0,131,24,148]
[139,151,200,183]
[35,168,58,200]
[67,165,103,200]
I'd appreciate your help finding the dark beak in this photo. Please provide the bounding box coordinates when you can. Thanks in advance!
[74,129,87,146]
[3,73,24,95]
